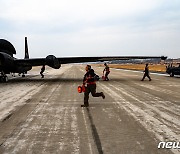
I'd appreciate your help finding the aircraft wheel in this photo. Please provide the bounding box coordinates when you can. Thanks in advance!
[1,76,8,82]
[0,77,3,82]
[22,74,25,77]
[4,76,8,82]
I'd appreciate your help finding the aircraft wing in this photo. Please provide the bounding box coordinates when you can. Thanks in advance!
[57,56,167,64]
[15,56,167,69]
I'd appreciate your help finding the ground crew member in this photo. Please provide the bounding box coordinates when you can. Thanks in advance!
[141,63,151,81]
[103,63,110,81]
[40,65,45,78]
[81,65,105,107]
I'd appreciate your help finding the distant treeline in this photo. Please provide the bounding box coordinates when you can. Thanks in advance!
[109,58,180,64]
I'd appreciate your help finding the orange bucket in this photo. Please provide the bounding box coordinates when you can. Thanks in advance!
[78,85,86,93]
[78,86,82,93]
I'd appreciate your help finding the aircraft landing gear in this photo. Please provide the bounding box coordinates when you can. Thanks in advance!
[170,71,174,77]
[2,76,8,82]
[0,72,8,82]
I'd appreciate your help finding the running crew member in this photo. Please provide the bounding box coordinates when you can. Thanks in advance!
[81,65,105,107]
[40,65,45,78]
[141,63,151,81]
[103,63,110,81]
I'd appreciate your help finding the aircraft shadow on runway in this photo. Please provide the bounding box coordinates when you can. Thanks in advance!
[3,74,179,84]
[3,77,145,84]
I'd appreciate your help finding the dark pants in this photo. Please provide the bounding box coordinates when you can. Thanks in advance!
[84,84,103,106]
[40,70,45,78]
[105,72,110,81]
[142,73,151,81]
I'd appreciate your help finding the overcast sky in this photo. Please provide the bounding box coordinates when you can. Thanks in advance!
[0,0,180,58]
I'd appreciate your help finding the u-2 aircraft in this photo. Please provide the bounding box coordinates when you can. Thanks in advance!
[0,37,167,82]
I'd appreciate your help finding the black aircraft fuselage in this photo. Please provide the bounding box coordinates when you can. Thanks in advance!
[0,52,32,74]
[0,38,32,74]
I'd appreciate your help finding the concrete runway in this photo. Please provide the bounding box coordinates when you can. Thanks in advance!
[0,64,179,154]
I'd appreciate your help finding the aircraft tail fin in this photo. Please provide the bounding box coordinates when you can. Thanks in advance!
[24,37,29,59]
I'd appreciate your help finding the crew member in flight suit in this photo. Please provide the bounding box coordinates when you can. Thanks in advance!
[40,65,45,78]
[141,63,151,81]
[81,65,105,107]
[103,63,110,81]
